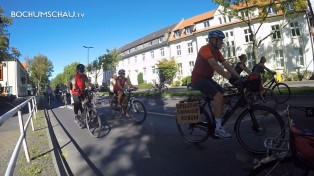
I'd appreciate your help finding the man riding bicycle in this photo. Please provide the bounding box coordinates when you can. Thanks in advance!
[191,30,241,138]
[71,64,95,124]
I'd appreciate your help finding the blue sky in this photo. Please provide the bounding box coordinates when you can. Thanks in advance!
[1,0,218,78]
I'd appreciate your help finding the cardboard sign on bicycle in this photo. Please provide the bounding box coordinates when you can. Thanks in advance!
[176,101,201,124]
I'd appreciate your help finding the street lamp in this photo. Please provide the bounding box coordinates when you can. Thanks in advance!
[83,46,94,77]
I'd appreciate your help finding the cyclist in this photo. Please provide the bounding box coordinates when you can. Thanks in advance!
[71,64,95,124]
[113,69,135,108]
[252,56,276,84]
[45,85,54,102]
[54,84,60,102]
[191,30,241,138]
[158,70,166,93]
[234,54,252,76]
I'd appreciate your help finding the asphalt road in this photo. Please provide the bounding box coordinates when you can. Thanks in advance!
[1,80,313,176]
[45,94,314,176]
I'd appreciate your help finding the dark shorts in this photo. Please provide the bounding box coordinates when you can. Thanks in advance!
[192,79,224,97]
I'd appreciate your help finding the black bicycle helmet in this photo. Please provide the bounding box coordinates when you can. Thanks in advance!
[208,30,225,39]
[118,69,125,75]
[76,64,85,72]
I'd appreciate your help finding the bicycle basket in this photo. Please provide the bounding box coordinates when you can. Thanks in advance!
[289,106,314,170]
[176,101,200,124]
[246,73,262,92]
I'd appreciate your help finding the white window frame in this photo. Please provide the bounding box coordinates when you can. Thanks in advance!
[271,25,281,40]
[204,20,210,28]
[152,66,156,74]
[246,52,255,69]
[294,48,304,67]
[290,22,300,37]
[151,51,154,59]
[189,61,195,72]
[185,27,192,35]
[134,56,137,63]
[176,45,181,56]
[177,63,183,75]
[142,53,145,61]
[187,43,193,54]
[174,30,181,38]
[160,48,164,57]
[274,49,284,68]
[143,67,147,75]
[267,7,277,14]
[244,29,253,43]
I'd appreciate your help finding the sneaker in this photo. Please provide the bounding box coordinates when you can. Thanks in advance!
[74,115,79,123]
[214,126,232,138]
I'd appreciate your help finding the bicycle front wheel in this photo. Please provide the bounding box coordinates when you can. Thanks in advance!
[235,105,285,154]
[272,83,291,103]
[249,156,312,176]
[129,100,147,123]
[176,108,213,143]
[86,108,103,138]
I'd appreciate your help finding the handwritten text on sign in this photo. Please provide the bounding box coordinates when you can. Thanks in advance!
[176,101,201,124]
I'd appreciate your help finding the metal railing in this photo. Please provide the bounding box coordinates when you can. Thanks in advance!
[0,96,38,176]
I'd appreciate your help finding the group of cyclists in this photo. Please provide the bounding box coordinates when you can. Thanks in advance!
[191,30,276,139]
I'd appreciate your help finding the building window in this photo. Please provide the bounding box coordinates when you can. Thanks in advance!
[244,29,253,42]
[160,48,165,57]
[246,52,255,69]
[174,30,181,38]
[274,49,284,68]
[204,20,210,28]
[143,67,146,75]
[223,16,227,23]
[271,25,281,40]
[128,58,130,64]
[219,17,222,24]
[178,63,183,75]
[142,54,145,61]
[225,32,229,38]
[176,45,181,56]
[241,10,248,18]
[189,61,194,72]
[267,7,277,14]
[294,48,304,66]
[228,16,231,22]
[159,37,163,43]
[187,43,193,54]
[185,27,192,35]
[134,56,137,63]
[225,41,235,58]
[0,64,3,81]
[151,51,154,59]
[290,22,300,37]
[152,66,156,74]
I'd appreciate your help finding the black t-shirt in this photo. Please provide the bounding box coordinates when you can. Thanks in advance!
[234,62,244,75]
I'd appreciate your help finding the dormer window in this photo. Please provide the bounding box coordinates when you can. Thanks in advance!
[204,20,210,28]
[174,30,181,38]
[267,7,277,14]
[288,3,294,11]
[240,10,248,18]
[185,26,193,35]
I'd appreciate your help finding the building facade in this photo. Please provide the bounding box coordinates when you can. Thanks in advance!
[0,59,28,97]
[113,4,313,85]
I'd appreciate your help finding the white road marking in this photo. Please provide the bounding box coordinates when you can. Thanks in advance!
[147,111,175,117]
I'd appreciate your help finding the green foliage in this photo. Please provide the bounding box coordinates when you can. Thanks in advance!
[101,48,122,72]
[156,57,178,81]
[50,62,78,89]
[302,70,312,80]
[137,83,154,89]
[263,71,273,83]
[26,54,53,92]
[171,80,181,87]
[137,72,144,84]
[181,76,191,86]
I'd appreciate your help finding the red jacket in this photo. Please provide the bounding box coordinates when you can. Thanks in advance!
[71,73,88,96]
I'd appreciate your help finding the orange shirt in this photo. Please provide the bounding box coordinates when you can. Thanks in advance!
[191,44,225,83]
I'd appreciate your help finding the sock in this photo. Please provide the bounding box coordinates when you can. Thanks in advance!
[215,118,222,129]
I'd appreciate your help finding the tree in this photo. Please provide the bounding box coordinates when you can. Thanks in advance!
[156,57,178,82]
[89,56,103,84]
[100,48,122,83]
[212,0,308,62]
[50,62,78,89]
[0,6,20,63]
[26,54,53,93]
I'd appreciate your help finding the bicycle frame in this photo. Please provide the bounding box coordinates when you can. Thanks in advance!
[263,76,277,90]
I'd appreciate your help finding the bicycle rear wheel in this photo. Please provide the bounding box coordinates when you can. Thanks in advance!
[249,156,312,176]
[235,105,285,154]
[272,83,291,103]
[86,108,102,138]
[128,100,147,124]
[177,108,213,143]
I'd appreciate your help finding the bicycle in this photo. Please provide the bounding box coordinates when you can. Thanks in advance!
[60,90,68,107]
[249,105,314,175]
[109,87,147,124]
[248,73,291,104]
[176,79,285,155]
[149,83,168,94]
[75,89,103,138]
